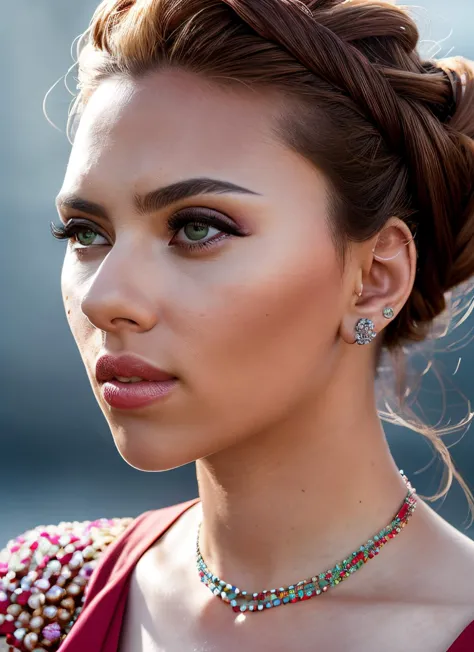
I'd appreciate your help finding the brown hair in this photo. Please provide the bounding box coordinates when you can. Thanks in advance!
[65,0,474,521]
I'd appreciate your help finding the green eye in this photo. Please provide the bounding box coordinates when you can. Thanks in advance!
[183,224,210,241]
[76,229,98,246]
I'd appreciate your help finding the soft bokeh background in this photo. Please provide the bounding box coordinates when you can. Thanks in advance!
[2,0,474,545]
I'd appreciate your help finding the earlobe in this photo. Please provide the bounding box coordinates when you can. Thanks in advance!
[353,304,396,345]
[342,304,396,346]
[354,317,377,345]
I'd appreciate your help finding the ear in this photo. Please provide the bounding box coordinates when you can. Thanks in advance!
[339,217,417,345]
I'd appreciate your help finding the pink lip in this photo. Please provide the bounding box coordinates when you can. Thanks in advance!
[96,353,176,382]
[95,353,178,410]
[101,378,178,409]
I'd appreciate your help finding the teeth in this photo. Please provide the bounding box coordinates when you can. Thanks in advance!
[114,376,145,383]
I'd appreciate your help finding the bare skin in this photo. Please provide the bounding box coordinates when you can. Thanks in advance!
[56,68,474,651]
[117,499,474,652]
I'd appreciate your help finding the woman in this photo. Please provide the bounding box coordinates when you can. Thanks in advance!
[2,0,474,649]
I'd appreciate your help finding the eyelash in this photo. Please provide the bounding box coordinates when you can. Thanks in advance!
[50,210,244,253]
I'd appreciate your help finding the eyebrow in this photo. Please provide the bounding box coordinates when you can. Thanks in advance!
[55,177,261,219]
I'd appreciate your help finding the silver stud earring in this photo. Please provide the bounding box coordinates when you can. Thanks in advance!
[354,318,377,345]
[383,307,394,319]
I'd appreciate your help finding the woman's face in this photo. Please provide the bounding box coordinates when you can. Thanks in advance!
[57,68,354,471]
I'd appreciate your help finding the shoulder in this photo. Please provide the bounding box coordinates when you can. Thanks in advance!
[403,500,474,649]
[431,511,474,602]
[0,516,134,651]
[410,501,474,604]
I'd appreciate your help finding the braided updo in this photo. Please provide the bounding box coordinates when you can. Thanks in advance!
[66,0,474,513]
[71,0,474,350]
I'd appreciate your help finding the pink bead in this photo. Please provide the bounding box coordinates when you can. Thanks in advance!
[42,621,61,642]
[0,619,15,635]
[57,553,73,565]
[16,590,32,606]
[39,556,51,568]
[0,593,9,615]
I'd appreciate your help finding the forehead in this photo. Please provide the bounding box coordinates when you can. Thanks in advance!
[64,70,287,188]
[61,68,330,222]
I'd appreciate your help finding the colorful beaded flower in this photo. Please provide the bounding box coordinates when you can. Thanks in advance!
[0,517,133,651]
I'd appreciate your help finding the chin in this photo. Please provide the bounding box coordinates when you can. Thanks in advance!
[108,425,210,472]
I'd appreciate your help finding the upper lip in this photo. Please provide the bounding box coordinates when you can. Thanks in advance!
[95,353,176,382]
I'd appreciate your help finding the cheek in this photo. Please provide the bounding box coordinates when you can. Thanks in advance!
[178,237,344,417]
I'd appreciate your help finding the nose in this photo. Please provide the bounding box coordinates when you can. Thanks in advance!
[80,241,160,334]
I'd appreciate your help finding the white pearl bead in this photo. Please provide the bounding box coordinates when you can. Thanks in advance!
[29,615,44,629]
[28,593,45,610]
[43,605,58,619]
[23,631,39,650]
[46,560,61,573]
[7,604,22,617]
[13,627,27,640]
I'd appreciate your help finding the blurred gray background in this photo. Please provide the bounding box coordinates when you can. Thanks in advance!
[1,0,474,546]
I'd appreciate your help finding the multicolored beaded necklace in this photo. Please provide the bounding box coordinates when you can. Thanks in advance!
[197,469,417,613]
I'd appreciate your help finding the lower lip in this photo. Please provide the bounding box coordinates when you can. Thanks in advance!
[101,379,178,409]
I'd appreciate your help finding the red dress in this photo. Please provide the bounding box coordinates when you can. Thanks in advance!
[58,498,474,652]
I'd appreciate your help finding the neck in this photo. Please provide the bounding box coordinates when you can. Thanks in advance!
[194,369,411,594]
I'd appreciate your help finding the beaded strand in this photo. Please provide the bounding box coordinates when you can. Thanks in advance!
[197,470,417,613]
